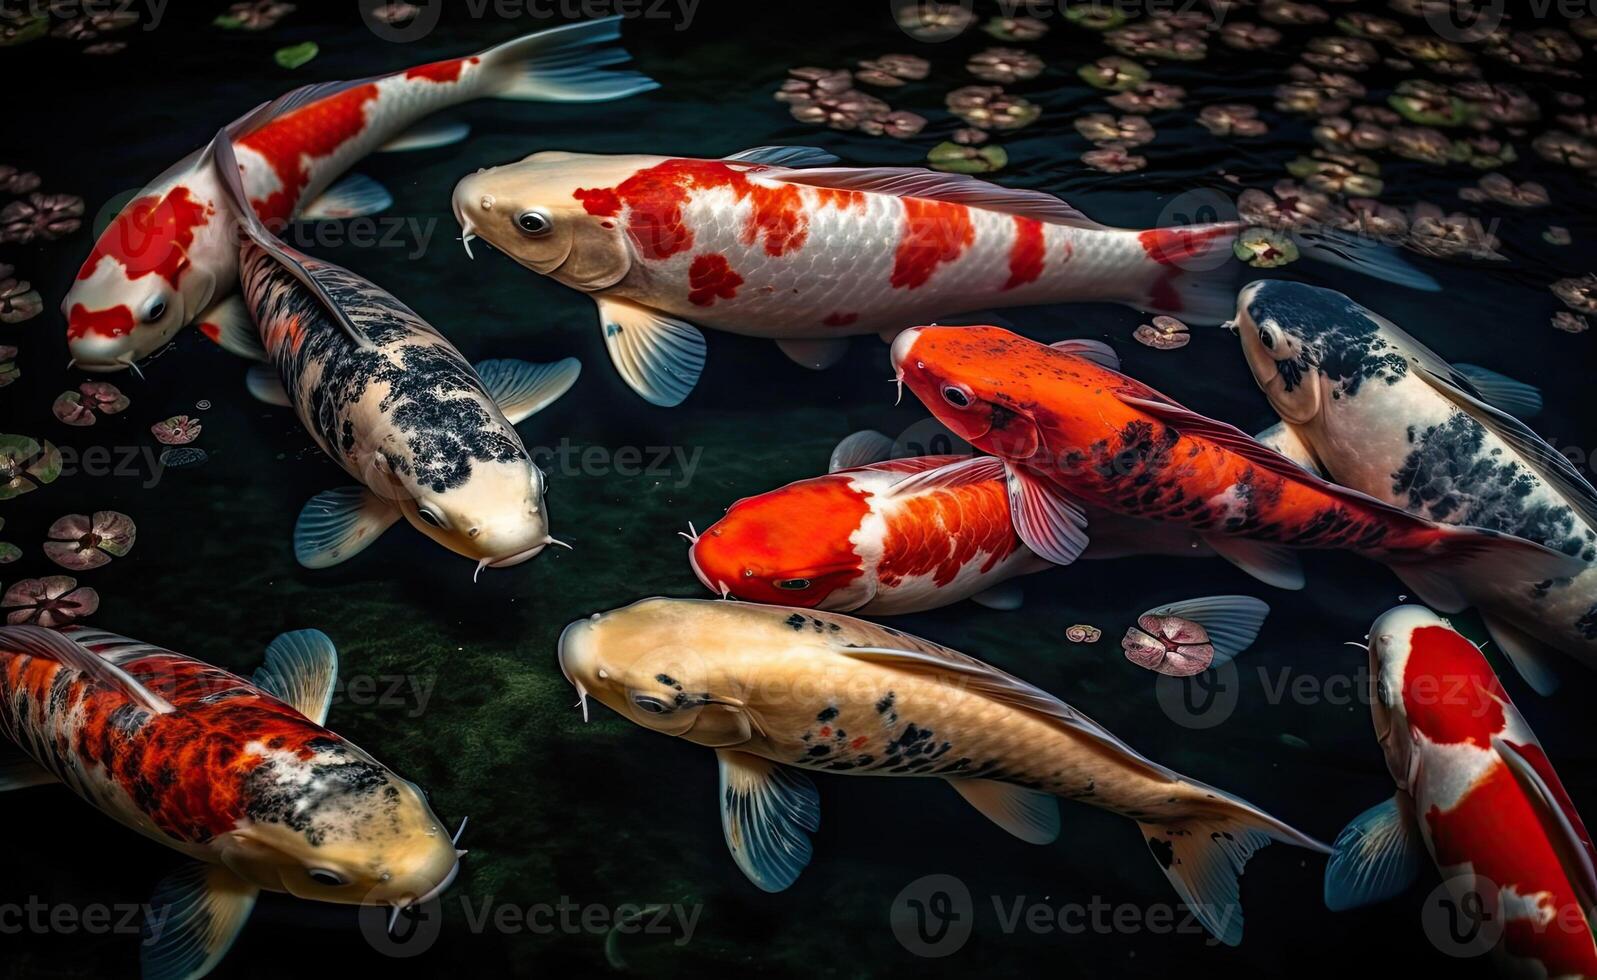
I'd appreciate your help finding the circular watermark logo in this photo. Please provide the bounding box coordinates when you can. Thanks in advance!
[1423,0,1506,44]
[892,417,974,460]
[889,0,976,42]
[890,873,973,957]
[359,896,445,958]
[1151,187,1240,274]
[1420,874,1502,958]
[1154,659,1239,730]
[358,0,443,42]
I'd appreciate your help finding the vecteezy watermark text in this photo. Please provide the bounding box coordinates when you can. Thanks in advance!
[0,897,168,943]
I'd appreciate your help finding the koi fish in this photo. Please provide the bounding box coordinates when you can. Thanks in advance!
[890,325,1585,601]
[0,625,462,979]
[1234,279,1597,694]
[209,122,578,574]
[449,147,1434,406]
[557,597,1328,945]
[1326,606,1597,977]
[688,417,1212,614]
[64,18,655,373]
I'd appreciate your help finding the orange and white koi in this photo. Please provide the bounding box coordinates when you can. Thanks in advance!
[63,18,654,373]
[0,625,462,979]
[688,424,1209,614]
[449,146,1434,405]
[1326,606,1597,978]
[891,325,1585,600]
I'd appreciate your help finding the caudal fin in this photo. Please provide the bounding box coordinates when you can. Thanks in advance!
[1386,524,1589,615]
[482,17,659,102]
[1293,229,1440,292]
[1137,790,1329,946]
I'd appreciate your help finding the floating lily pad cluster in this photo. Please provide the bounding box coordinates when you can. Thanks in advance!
[0,3,139,54]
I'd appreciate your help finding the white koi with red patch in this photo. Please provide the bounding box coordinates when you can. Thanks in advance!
[63,18,655,372]
[1327,605,1597,978]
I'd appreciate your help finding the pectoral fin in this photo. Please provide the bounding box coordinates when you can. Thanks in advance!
[1482,613,1561,696]
[595,297,706,407]
[251,630,338,725]
[244,365,289,407]
[142,862,258,980]
[948,779,1059,843]
[716,750,820,893]
[197,295,264,362]
[379,118,470,152]
[1049,338,1119,371]
[829,430,895,472]
[1003,463,1089,566]
[1323,794,1425,911]
[1201,535,1306,591]
[775,338,850,370]
[475,357,582,424]
[970,581,1024,611]
[1454,363,1542,418]
[0,755,56,792]
[296,174,392,220]
[293,487,400,569]
[1253,422,1326,477]
[1142,595,1270,666]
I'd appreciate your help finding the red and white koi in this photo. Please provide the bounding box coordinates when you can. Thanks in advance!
[449,146,1434,405]
[0,625,462,979]
[688,425,1209,614]
[63,18,655,373]
[1326,606,1597,978]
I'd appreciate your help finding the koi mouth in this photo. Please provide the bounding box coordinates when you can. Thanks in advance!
[684,535,731,599]
[470,537,572,581]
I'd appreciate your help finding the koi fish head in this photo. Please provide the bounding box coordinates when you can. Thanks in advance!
[374,447,560,572]
[689,477,873,610]
[891,325,1043,460]
[1234,280,1340,426]
[451,152,644,292]
[220,741,460,909]
[558,598,758,748]
[65,186,218,372]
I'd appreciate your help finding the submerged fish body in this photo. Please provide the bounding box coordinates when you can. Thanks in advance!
[690,445,1208,614]
[63,18,656,372]
[0,624,459,976]
[451,148,1254,405]
[890,324,1584,599]
[558,597,1326,945]
[1235,279,1597,684]
[1326,607,1597,977]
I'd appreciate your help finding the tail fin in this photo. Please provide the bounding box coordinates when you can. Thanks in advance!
[481,17,659,103]
[1126,223,1242,326]
[1293,229,1440,292]
[1385,524,1589,615]
[1137,790,1329,946]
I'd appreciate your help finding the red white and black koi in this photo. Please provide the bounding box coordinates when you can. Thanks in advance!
[0,625,461,980]
[63,18,655,373]
[1326,606,1597,978]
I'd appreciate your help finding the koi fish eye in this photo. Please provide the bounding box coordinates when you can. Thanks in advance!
[774,578,811,591]
[417,504,447,530]
[141,294,167,324]
[1258,326,1275,350]
[632,694,673,714]
[515,209,553,236]
[941,385,972,409]
[307,868,347,887]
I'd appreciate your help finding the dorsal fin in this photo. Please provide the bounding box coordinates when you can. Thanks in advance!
[0,626,175,714]
[772,166,1106,229]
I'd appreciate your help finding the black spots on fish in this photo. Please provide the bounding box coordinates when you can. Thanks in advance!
[784,614,807,632]
[1147,836,1175,870]
[339,419,356,456]
[655,674,682,690]
[875,692,896,715]
[816,706,839,723]
[1247,281,1402,397]
[806,744,830,758]
[47,670,73,714]
[242,745,396,848]
[1276,356,1306,393]
[1394,411,1588,555]
[1577,605,1597,641]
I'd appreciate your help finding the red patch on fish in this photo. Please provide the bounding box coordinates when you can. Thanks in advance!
[1425,758,1597,976]
[687,253,742,306]
[890,198,975,290]
[404,55,478,84]
[1138,225,1236,265]
[814,187,867,213]
[1003,216,1045,290]
[822,312,858,327]
[239,82,381,223]
[573,159,810,261]
[78,186,211,289]
[876,476,1017,587]
[66,303,136,342]
[1402,625,1506,748]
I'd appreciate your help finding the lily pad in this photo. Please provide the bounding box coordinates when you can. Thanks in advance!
[274,42,318,70]
[44,511,136,571]
[2,576,100,627]
[0,14,47,47]
[928,142,1007,174]
[1234,227,1300,268]
[0,435,62,500]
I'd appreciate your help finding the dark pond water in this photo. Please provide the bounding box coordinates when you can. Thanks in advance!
[2,2,1595,977]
